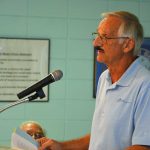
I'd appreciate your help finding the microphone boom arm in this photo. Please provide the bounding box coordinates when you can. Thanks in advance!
[0,89,45,113]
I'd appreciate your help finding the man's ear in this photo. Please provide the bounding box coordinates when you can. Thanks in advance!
[123,38,135,53]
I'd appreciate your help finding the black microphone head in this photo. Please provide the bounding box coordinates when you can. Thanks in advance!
[51,70,63,81]
[17,69,63,99]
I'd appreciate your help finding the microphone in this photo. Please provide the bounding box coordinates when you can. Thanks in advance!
[17,70,63,99]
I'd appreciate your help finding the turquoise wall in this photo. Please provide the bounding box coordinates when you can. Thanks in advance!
[0,0,150,146]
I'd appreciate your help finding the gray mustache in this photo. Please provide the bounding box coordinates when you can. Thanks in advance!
[94,46,103,51]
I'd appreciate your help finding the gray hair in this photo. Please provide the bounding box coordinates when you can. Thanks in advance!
[101,11,144,56]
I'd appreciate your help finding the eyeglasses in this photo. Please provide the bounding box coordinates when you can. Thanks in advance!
[27,132,44,139]
[92,32,129,43]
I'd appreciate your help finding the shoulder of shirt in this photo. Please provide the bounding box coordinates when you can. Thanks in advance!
[138,62,150,78]
[135,62,150,89]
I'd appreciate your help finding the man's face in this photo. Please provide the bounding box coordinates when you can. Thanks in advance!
[93,16,126,66]
[21,123,44,139]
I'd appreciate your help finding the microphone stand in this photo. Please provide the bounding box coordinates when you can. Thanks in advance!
[0,89,45,113]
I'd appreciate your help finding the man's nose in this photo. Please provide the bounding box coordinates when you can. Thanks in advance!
[32,134,36,139]
[93,36,102,47]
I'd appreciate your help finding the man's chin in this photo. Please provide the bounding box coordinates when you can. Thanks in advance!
[96,56,105,63]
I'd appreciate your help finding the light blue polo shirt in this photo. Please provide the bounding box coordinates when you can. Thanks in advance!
[89,57,150,150]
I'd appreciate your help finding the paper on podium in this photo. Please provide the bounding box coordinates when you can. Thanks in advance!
[11,128,39,150]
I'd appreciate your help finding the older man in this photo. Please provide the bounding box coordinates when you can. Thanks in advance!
[38,11,150,150]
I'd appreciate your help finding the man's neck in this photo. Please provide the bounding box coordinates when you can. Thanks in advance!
[108,56,137,83]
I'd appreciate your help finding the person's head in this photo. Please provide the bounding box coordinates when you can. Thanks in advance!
[20,121,45,139]
[93,11,144,65]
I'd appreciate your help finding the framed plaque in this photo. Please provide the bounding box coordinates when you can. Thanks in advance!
[0,37,50,102]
